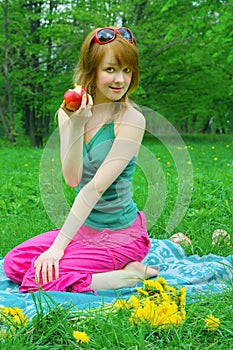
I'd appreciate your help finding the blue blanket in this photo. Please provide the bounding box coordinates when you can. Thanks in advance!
[0,239,232,320]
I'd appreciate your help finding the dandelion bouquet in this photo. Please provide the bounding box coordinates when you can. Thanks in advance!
[115,277,186,329]
[0,306,28,338]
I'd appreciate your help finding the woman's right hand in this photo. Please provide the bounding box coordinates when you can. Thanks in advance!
[61,93,93,126]
[58,93,93,188]
[34,245,65,285]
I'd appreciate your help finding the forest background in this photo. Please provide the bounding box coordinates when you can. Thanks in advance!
[1,0,233,148]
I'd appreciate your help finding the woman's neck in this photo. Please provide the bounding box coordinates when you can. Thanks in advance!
[91,103,115,122]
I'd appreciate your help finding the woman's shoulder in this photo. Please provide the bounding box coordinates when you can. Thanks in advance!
[114,103,145,138]
[119,103,145,128]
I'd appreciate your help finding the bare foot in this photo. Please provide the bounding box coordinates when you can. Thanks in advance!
[89,262,158,290]
[124,261,158,280]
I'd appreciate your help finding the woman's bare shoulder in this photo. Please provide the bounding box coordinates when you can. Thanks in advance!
[117,103,145,128]
[114,104,145,138]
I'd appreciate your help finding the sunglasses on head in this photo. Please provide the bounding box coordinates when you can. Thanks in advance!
[93,27,135,45]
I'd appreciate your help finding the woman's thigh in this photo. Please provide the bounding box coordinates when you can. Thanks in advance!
[4,211,151,277]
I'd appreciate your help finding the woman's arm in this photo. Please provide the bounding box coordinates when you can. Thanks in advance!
[58,94,93,187]
[34,107,145,283]
[57,107,145,242]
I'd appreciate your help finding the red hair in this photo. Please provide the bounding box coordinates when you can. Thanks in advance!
[74,29,139,102]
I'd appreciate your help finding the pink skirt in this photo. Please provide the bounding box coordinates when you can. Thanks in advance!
[4,211,151,293]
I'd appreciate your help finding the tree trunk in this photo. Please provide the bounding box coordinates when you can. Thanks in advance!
[27,1,43,147]
[2,0,15,144]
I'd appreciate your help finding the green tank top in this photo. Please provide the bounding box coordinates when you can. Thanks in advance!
[75,121,138,229]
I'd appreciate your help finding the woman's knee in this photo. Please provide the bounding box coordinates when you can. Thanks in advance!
[4,248,26,283]
[4,250,16,278]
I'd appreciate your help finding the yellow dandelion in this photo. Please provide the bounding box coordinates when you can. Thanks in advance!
[211,146,215,150]
[135,298,156,325]
[155,277,168,288]
[187,161,192,165]
[180,308,186,320]
[205,314,220,331]
[177,287,186,307]
[153,301,178,328]
[167,161,171,166]
[135,306,146,323]
[0,307,28,327]
[161,293,173,304]
[136,288,149,297]
[157,157,161,161]
[144,303,157,325]
[213,157,218,161]
[226,163,231,167]
[151,293,163,305]
[73,331,90,343]
[166,286,177,294]
[226,144,230,148]
[114,299,129,310]
[129,315,138,326]
[143,279,156,288]
[162,300,178,315]
[144,280,163,293]
[128,295,140,309]
[0,329,8,339]
[129,278,187,329]
[169,313,183,326]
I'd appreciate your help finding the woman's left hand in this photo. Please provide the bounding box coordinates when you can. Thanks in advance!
[34,246,64,285]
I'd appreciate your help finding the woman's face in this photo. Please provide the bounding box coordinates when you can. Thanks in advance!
[95,48,132,104]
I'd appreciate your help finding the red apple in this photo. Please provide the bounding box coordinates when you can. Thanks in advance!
[63,85,88,111]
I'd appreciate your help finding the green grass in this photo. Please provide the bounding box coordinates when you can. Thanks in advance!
[0,133,233,349]
[1,286,233,349]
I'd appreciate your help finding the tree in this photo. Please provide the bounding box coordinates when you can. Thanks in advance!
[128,0,233,132]
[0,0,232,146]
[0,0,15,144]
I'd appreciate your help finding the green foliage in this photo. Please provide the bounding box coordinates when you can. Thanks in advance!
[130,0,233,132]
[1,284,233,348]
[0,0,233,146]
[1,134,232,257]
[0,135,233,348]
[135,133,233,259]
[0,147,54,253]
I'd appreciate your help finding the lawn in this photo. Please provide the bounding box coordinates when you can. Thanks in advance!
[0,133,233,349]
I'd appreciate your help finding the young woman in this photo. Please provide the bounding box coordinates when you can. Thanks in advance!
[4,27,158,293]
